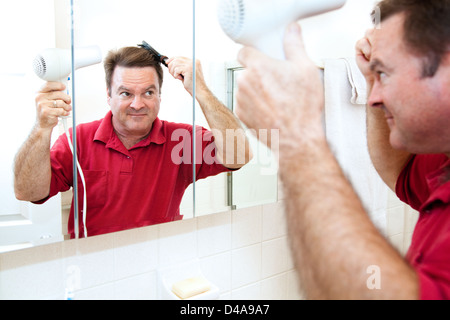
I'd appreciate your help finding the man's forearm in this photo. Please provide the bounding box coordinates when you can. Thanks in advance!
[366,105,411,192]
[280,140,418,300]
[359,47,411,192]
[196,86,252,168]
[14,126,53,202]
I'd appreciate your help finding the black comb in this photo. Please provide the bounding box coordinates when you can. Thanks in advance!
[138,40,169,67]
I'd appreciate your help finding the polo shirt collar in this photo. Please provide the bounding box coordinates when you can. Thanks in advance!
[94,111,166,149]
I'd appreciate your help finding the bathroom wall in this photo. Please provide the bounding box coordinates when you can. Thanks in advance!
[0,200,302,300]
[387,191,419,256]
[0,190,416,300]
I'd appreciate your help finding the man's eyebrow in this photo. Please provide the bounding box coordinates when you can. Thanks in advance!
[145,85,157,91]
[369,58,392,72]
[117,85,130,92]
[116,85,157,92]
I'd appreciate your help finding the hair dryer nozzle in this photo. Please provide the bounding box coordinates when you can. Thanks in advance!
[33,48,72,82]
[33,46,102,82]
[32,55,48,79]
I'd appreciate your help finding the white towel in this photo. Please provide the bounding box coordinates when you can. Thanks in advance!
[344,58,367,105]
[323,57,388,234]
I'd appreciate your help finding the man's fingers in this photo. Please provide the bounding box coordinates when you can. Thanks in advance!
[39,81,66,93]
[283,23,309,63]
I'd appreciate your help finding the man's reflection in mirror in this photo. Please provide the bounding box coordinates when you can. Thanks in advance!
[14,46,252,238]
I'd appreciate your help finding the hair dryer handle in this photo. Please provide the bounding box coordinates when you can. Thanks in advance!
[57,77,71,120]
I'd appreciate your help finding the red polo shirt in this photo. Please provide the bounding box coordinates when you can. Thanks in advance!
[37,112,231,237]
[396,154,450,300]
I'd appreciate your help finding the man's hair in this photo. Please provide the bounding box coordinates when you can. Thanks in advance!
[374,0,450,77]
[104,46,164,93]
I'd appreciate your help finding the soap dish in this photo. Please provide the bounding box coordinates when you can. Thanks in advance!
[157,261,220,300]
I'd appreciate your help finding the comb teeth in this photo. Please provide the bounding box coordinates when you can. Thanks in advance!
[138,41,168,67]
[139,41,159,56]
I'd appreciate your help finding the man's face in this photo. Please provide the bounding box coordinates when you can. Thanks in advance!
[368,13,450,155]
[108,66,161,138]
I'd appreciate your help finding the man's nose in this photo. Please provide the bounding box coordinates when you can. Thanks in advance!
[368,81,383,108]
[130,95,145,110]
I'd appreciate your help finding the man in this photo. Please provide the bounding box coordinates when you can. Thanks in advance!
[14,46,251,238]
[235,0,450,299]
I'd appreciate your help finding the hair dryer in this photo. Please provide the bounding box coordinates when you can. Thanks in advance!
[32,46,102,83]
[31,45,102,239]
[217,0,347,59]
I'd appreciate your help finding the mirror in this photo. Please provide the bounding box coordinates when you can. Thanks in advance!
[226,65,279,210]
[1,0,196,252]
[193,0,279,217]
[0,0,278,253]
[68,0,197,238]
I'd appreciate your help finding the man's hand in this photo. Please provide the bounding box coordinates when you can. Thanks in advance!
[166,57,208,97]
[235,22,324,153]
[167,56,251,169]
[355,29,376,90]
[14,81,71,202]
[35,81,72,130]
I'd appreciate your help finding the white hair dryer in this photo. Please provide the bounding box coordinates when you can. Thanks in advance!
[31,45,102,239]
[217,0,347,59]
[32,46,102,83]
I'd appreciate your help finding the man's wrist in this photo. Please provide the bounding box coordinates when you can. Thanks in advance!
[32,123,54,141]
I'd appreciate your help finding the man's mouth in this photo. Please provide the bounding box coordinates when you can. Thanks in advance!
[385,114,395,127]
[128,113,147,117]
[382,106,393,119]
[381,106,395,127]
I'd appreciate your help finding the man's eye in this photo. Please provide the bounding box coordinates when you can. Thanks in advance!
[146,91,154,96]
[378,71,387,79]
[120,92,130,97]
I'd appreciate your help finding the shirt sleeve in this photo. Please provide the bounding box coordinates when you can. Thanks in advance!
[33,132,73,204]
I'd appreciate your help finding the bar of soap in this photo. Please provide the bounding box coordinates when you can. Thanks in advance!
[172,277,211,299]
